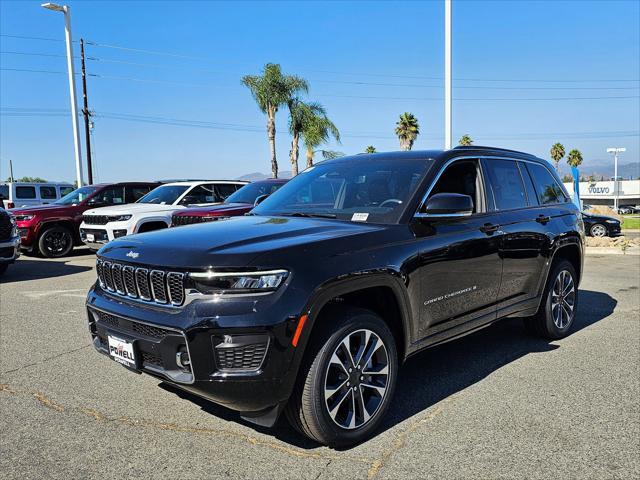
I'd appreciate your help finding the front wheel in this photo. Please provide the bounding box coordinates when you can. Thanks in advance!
[525,260,578,339]
[589,223,608,237]
[38,226,74,258]
[285,307,398,447]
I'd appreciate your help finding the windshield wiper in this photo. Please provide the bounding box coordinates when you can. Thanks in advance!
[278,212,337,219]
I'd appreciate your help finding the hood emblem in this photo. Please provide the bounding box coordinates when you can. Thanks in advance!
[126,251,139,259]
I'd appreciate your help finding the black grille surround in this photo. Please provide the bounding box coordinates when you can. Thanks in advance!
[0,211,13,240]
[171,214,225,227]
[96,258,186,306]
[83,215,110,225]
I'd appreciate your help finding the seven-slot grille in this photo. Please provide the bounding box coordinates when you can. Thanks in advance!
[96,259,185,306]
[171,214,221,226]
[83,215,110,225]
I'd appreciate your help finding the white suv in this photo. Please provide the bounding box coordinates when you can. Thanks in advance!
[79,180,247,249]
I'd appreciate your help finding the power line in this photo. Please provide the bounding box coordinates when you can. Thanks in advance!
[0,33,65,42]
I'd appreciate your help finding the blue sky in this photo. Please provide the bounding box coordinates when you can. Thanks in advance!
[1,0,639,183]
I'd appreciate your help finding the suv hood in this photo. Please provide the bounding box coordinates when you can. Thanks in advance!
[99,215,385,268]
[84,203,185,216]
[174,202,252,217]
[10,204,72,216]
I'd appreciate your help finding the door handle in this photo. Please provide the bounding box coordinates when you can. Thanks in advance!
[536,215,551,224]
[480,223,500,234]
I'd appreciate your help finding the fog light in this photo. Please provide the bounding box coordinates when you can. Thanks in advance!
[18,228,29,238]
[113,229,128,238]
[176,348,190,369]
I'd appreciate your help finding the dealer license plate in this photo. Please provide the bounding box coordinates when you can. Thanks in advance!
[107,335,136,367]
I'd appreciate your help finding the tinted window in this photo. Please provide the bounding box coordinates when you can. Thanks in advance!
[253,158,433,224]
[526,163,567,205]
[225,182,284,204]
[180,184,217,205]
[518,162,539,206]
[484,160,527,210]
[60,186,74,196]
[90,186,125,205]
[54,186,98,205]
[16,186,36,199]
[0,185,8,200]
[40,186,57,199]
[429,160,480,213]
[127,185,153,202]
[216,184,239,201]
[138,185,188,205]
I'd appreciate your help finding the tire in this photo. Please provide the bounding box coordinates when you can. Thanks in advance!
[589,223,608,237]
[0,263,8,276]
[285,307,398,447]
[38,225,74,258]
[524,259,578,340]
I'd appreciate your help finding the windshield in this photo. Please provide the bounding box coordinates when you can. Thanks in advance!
[54,186,98,205]
[226,182,284,204]
[137,185,189,205]
[252,157,433,224]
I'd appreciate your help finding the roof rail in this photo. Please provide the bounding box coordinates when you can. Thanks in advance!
[453,145,534,156]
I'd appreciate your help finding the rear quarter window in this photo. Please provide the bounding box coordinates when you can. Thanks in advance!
[16,186,36,199]
[526,163,568,205]
[40,186,57,199]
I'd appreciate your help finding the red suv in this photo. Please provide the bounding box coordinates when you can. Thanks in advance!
[12,182,159,257]
[171,179,287,227]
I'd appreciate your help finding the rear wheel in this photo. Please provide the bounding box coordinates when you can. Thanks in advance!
[525,260,578,339]
[38,225,74,258]
[589,223,608,237]
[285,307,398,447]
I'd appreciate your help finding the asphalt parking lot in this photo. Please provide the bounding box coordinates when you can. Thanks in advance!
[1,250,639,479]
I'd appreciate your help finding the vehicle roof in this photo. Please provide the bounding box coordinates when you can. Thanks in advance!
[160,180,249,187]
[1,181,74,186]
[251,178,288,184]
[87,181,160,187]
[326,147,543,164]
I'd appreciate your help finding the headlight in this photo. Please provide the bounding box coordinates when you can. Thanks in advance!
[108,214,132,222]
[14,214,34,222]
[189,269,288,295]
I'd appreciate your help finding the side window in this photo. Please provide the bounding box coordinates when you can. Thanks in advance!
[40,186,57,200]
[60,186,74,196]
[16,186,36,199]
[216,184,239,201]
[0,185,10,200]
[127,185,153,202]
[180,185,217,205]
[518,162,539,206]
[428,160,481,213]
[483,160,527,210]
[526,163,568,205]
[92,186,125,205]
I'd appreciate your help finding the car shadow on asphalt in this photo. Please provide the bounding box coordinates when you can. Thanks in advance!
[159,289,616,450]
[0,257,93,283]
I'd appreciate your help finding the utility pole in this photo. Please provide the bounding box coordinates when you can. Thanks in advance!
[41,3,83,187]
[80,38,93,184]
[444,0,452,150]
[607,147,626,210]
[9,159,15,183]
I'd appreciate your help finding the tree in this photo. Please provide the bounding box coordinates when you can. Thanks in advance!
[458,134,473,146]
[301,110,340,168]
[395,113,420,151]
[287,99,325,176]
[567,149,583,168]
[5,176,47,182]
[364,146,376,154]
[561,174,573,183]
[550,143,565,172]
[242,63,308,178]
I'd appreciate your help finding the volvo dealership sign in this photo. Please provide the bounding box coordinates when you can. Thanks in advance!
[562,180,640,202]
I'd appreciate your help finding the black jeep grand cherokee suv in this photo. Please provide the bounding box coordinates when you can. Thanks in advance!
[87,147,584,446]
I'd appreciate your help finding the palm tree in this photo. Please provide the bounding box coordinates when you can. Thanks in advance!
[242,63,308,178]
[395,113,420,151]
[365,146,376,154]
[550,143,565,172]
[302,110,340,168]
[458,134,473,146]
[288,99,325,176]
[567,149,583,168]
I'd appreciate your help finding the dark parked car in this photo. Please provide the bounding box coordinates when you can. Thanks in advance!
[582,212,621,237]
[171,179,288,227]
[0,208,20,276]
[11,182,159,257]
[86,147,584,446]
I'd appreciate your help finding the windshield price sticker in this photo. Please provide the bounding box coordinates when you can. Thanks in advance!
[352,213,369,222]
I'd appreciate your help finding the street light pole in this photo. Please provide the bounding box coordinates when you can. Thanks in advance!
[41,3,84,187]
[606,147,626,210]
[80,38,93,184]
[444,0,452,150]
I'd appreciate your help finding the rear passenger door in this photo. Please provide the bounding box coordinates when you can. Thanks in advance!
[126,185,154,203]
[482,159,551,315]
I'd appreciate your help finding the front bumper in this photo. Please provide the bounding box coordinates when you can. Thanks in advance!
[80,227,110,249]
[86,285,302,415]
[0,235,20,263]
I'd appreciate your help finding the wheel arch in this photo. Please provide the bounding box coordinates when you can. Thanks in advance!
[135,219,170,233]
[38,218,78,242]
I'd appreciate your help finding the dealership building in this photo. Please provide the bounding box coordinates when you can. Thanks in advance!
[562,180,640,208]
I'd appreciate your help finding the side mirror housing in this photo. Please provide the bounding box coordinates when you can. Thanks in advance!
[254,194,269,206]
[417,193,473,218]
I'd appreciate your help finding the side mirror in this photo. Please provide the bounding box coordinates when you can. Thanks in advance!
[254,194,269,206]
[418,193,473,218]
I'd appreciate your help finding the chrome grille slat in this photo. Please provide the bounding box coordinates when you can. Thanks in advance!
[96,259,185,306]
[150,270,168,304]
